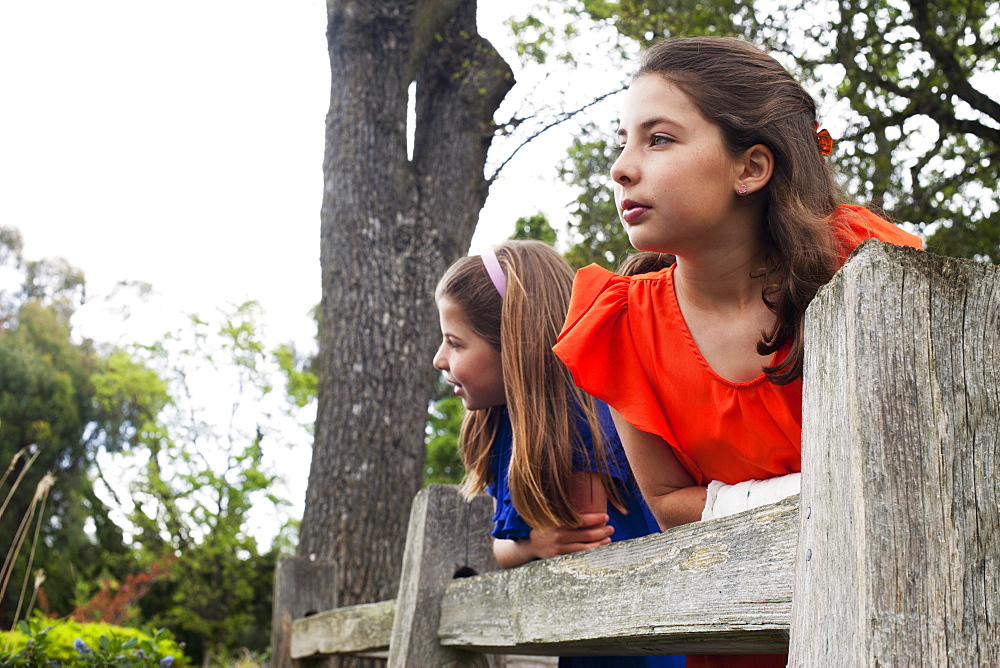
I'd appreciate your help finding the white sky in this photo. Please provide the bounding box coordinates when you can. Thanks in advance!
[0,0,619,348]
[0,1,623,543]
[1,1,330,349]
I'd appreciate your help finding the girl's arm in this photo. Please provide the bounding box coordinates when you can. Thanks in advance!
[609,408,703,530]
[492,472,613,568]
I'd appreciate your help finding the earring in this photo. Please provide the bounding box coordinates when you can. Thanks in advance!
[738,184,749,195]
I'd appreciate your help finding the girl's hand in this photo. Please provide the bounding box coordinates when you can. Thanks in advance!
[493,512,614,568]
[529,513,615,558]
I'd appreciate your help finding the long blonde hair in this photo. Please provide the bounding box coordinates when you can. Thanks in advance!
[436,240,623,529]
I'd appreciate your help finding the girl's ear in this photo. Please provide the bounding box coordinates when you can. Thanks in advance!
[735,144,774,196]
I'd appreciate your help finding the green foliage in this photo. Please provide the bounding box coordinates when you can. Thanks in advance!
[0,304,85,449]
[0,298,132,624]
[22,258,86,324]
[507,14,557,65]
[0,233,299,662]
[0,227,24,269]
[559,123,633,270]
[146,538,276,663]
[580,0,765,45]
[510,214,559,245]
[424,378,465,486]
[507,3,595,68]
[0,615,188,667]
[804,0,1000,260]
[110,302,291,662]
[0,228,85,326]
[0,617,56,667]
[0,233,174,627]
[91,350,171,454]
[273,344,317,410]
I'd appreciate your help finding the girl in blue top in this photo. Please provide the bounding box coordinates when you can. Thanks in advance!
[433,240,683,667]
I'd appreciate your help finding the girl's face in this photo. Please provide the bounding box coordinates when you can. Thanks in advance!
[610,74,743,256]
[432,295,506,411]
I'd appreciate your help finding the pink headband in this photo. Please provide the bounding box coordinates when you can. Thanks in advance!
[481,249,506,297]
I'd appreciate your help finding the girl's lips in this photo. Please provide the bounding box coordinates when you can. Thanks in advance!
[443,375,462,394]
[621,204,650,224]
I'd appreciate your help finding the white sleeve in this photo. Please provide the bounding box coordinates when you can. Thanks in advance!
[701,472,801,521]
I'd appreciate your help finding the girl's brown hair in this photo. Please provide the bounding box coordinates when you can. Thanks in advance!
[637,37,843,383]
[436,240,623,529]
[617,251,676,277]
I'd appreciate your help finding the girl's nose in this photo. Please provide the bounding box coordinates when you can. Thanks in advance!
[610,145,635,186]
[432,343,447,370]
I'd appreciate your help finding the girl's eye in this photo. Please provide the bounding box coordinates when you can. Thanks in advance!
[611,143,625,155]
[651,134,674,146]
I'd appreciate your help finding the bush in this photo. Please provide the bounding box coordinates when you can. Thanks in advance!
[0,615,189,667]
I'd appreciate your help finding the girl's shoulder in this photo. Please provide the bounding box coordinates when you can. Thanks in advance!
[832,204,924,260]
[561,263,673,329]
[555,263,677,392]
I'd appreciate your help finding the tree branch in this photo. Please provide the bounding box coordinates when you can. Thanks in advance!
[910,0,1000,123]
[488,86,625,183]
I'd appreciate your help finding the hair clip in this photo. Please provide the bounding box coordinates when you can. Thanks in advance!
[814,122,834,156]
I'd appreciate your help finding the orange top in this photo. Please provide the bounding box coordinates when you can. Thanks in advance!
[554,205,923,486]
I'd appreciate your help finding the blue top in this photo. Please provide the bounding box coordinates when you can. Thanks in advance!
[483,400,685,668]
[486,401,659,542]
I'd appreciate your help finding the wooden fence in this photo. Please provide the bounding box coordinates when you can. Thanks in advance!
[272,242,1000,666]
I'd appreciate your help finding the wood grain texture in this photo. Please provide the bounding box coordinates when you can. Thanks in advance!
[291,599,394,659]
[439,496,799,656]
[387,485,500,667]
[271,556,339,666]
[790,242,1000,665]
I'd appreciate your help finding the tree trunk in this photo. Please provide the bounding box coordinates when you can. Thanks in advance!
[298,0,513,661]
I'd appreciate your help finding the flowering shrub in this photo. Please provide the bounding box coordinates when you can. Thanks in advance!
[0,616,188,667]
[71,556,176,626]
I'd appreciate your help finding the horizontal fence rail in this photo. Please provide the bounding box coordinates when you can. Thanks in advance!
[438,495,798,657]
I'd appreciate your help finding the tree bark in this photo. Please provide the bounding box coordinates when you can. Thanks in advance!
[298,1,513,663]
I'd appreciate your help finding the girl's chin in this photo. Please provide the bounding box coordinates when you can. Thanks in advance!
[627,233,673,254]
[463,399,506,411]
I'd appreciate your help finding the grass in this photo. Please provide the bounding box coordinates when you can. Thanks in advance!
[1,445,52,646]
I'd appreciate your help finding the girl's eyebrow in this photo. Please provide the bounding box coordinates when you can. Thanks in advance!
[616,117,683,139]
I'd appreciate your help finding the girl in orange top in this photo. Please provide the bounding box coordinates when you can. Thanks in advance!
[552,37,922,668]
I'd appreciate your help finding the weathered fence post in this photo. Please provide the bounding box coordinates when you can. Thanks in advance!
[387,484,499,667]
[790,242,999,664]
[270,555,339,668]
